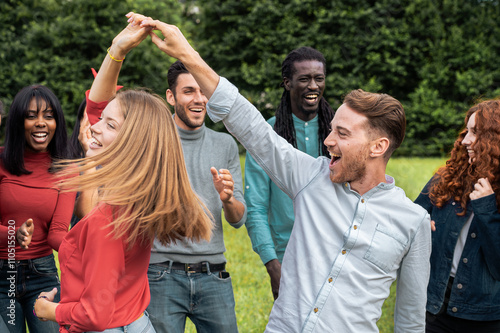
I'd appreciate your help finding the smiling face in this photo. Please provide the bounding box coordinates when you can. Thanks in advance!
[86,99,124,158]
[167,73,208,131]
[284,60,326,121]
[461,112,477,164]
[24,98,57,153]
[324,104,373,185]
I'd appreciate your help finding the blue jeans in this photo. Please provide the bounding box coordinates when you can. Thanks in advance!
[85,311,156,333]
[0,254,60,333]
[146,262,238,333]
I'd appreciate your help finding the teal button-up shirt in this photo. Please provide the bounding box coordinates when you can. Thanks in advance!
[245,114,321,264]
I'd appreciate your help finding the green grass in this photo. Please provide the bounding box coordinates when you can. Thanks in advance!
[57,156,446,333]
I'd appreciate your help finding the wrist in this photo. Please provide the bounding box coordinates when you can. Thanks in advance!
[108,45,127,62]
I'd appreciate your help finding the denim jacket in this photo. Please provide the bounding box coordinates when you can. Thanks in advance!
[415,178,500,321]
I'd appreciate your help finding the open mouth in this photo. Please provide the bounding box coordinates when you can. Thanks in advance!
[329,152,341,167]
[90,136,103,148]
[189,107,204,113]
[32,132,48,143]
[304,93,319,105]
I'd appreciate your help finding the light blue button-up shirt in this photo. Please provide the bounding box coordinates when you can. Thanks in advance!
[245,114,321,264]
[208,77,431,332]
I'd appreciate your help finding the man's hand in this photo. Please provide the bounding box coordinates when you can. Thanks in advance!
[211,167,235,203]
[265,259,282,300]
[470,178,494,201]
[17,219,34,249]
[138,15,196,61]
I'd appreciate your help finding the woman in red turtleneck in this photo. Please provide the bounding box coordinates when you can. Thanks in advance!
[0,85,75,332]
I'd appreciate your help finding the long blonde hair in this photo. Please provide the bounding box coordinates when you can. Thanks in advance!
[58,89,213,246]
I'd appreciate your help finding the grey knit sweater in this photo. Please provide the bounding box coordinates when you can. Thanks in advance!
[150,123,247,264]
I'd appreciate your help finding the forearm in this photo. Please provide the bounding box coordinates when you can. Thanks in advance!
[222,198,245,224]
[394,217,431,332]
[472,194,500,278]
[177,51,220,100]
[89,46,123,103]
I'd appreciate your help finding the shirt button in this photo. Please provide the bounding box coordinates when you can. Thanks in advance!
[452,307,458,313]
[471,233,477,238]
[457,283,463,289]
[342,249,346,255]
[246,185,249,189]
[305,137,309,141]
[452,202,456,205]
[314,307,319,313]
[361,199,365,203]
[463,258,468,264]
[305,122,308,126]
[353,225,358,230]
[328,277,333,283]
[344,183,348,187]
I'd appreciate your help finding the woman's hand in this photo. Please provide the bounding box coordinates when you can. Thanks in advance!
[34,288,58,322]
[470,178,494,200]
[78,111,92,155]
[108,12,153,60]
[16,219,34,249]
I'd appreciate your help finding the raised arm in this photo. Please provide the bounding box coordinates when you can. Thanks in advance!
[89,13,151,104]
[137,15,219,98]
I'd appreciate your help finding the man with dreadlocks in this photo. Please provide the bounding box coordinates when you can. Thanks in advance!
[244,47,335,300]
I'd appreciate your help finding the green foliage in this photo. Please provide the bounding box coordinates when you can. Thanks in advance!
[194,0,500,156]
[2,1,500,155]
[0,0,192,138]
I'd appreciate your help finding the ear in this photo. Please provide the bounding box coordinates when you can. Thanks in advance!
[283,77,291,91]
[369,137,390,158]
[166,89,176,106]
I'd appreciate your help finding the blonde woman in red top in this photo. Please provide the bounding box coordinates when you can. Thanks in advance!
[33,17,213,332]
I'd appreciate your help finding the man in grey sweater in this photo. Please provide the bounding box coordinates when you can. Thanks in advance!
[146,60,247,333]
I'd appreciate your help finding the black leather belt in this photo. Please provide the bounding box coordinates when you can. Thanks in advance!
[159,261,225,273]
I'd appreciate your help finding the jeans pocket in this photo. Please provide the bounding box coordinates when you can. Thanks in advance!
[31,255,58,277]
[147,265,168,282]
[364,224,408,273]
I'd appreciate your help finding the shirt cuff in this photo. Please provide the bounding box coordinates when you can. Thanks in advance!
[259,247,279,266]
[471,193,497,213]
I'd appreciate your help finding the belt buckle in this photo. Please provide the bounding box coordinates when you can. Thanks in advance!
[185,263,196,273]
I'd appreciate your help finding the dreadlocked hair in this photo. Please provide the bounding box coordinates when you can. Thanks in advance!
[274,46,335,156]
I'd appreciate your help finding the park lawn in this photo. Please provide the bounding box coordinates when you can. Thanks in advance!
[56,156,446,333]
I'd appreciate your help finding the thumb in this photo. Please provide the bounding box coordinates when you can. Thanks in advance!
[210,167,219,180]
[26,219,33,227]
[49,287,58,297]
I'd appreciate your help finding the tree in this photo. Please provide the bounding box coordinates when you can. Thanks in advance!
[194,0,500,156]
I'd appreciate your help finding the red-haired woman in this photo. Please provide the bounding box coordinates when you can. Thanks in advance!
[415,99,500,332]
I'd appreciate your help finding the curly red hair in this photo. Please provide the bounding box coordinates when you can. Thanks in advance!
[429,99,500,215]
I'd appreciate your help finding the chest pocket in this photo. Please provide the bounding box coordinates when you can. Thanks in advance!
[364,224,408,273]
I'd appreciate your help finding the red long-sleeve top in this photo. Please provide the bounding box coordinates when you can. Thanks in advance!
[0,150,76,259]
[55,203,151,332]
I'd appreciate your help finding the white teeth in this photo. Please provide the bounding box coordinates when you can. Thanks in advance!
[190,108,203,112]
[33,133,47,137]
[305,94,318,99]
[91,137,102,147]
[330,152,340,158]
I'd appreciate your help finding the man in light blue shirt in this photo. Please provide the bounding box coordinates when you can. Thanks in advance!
[245,47,335,300]
[143,17,432,332]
